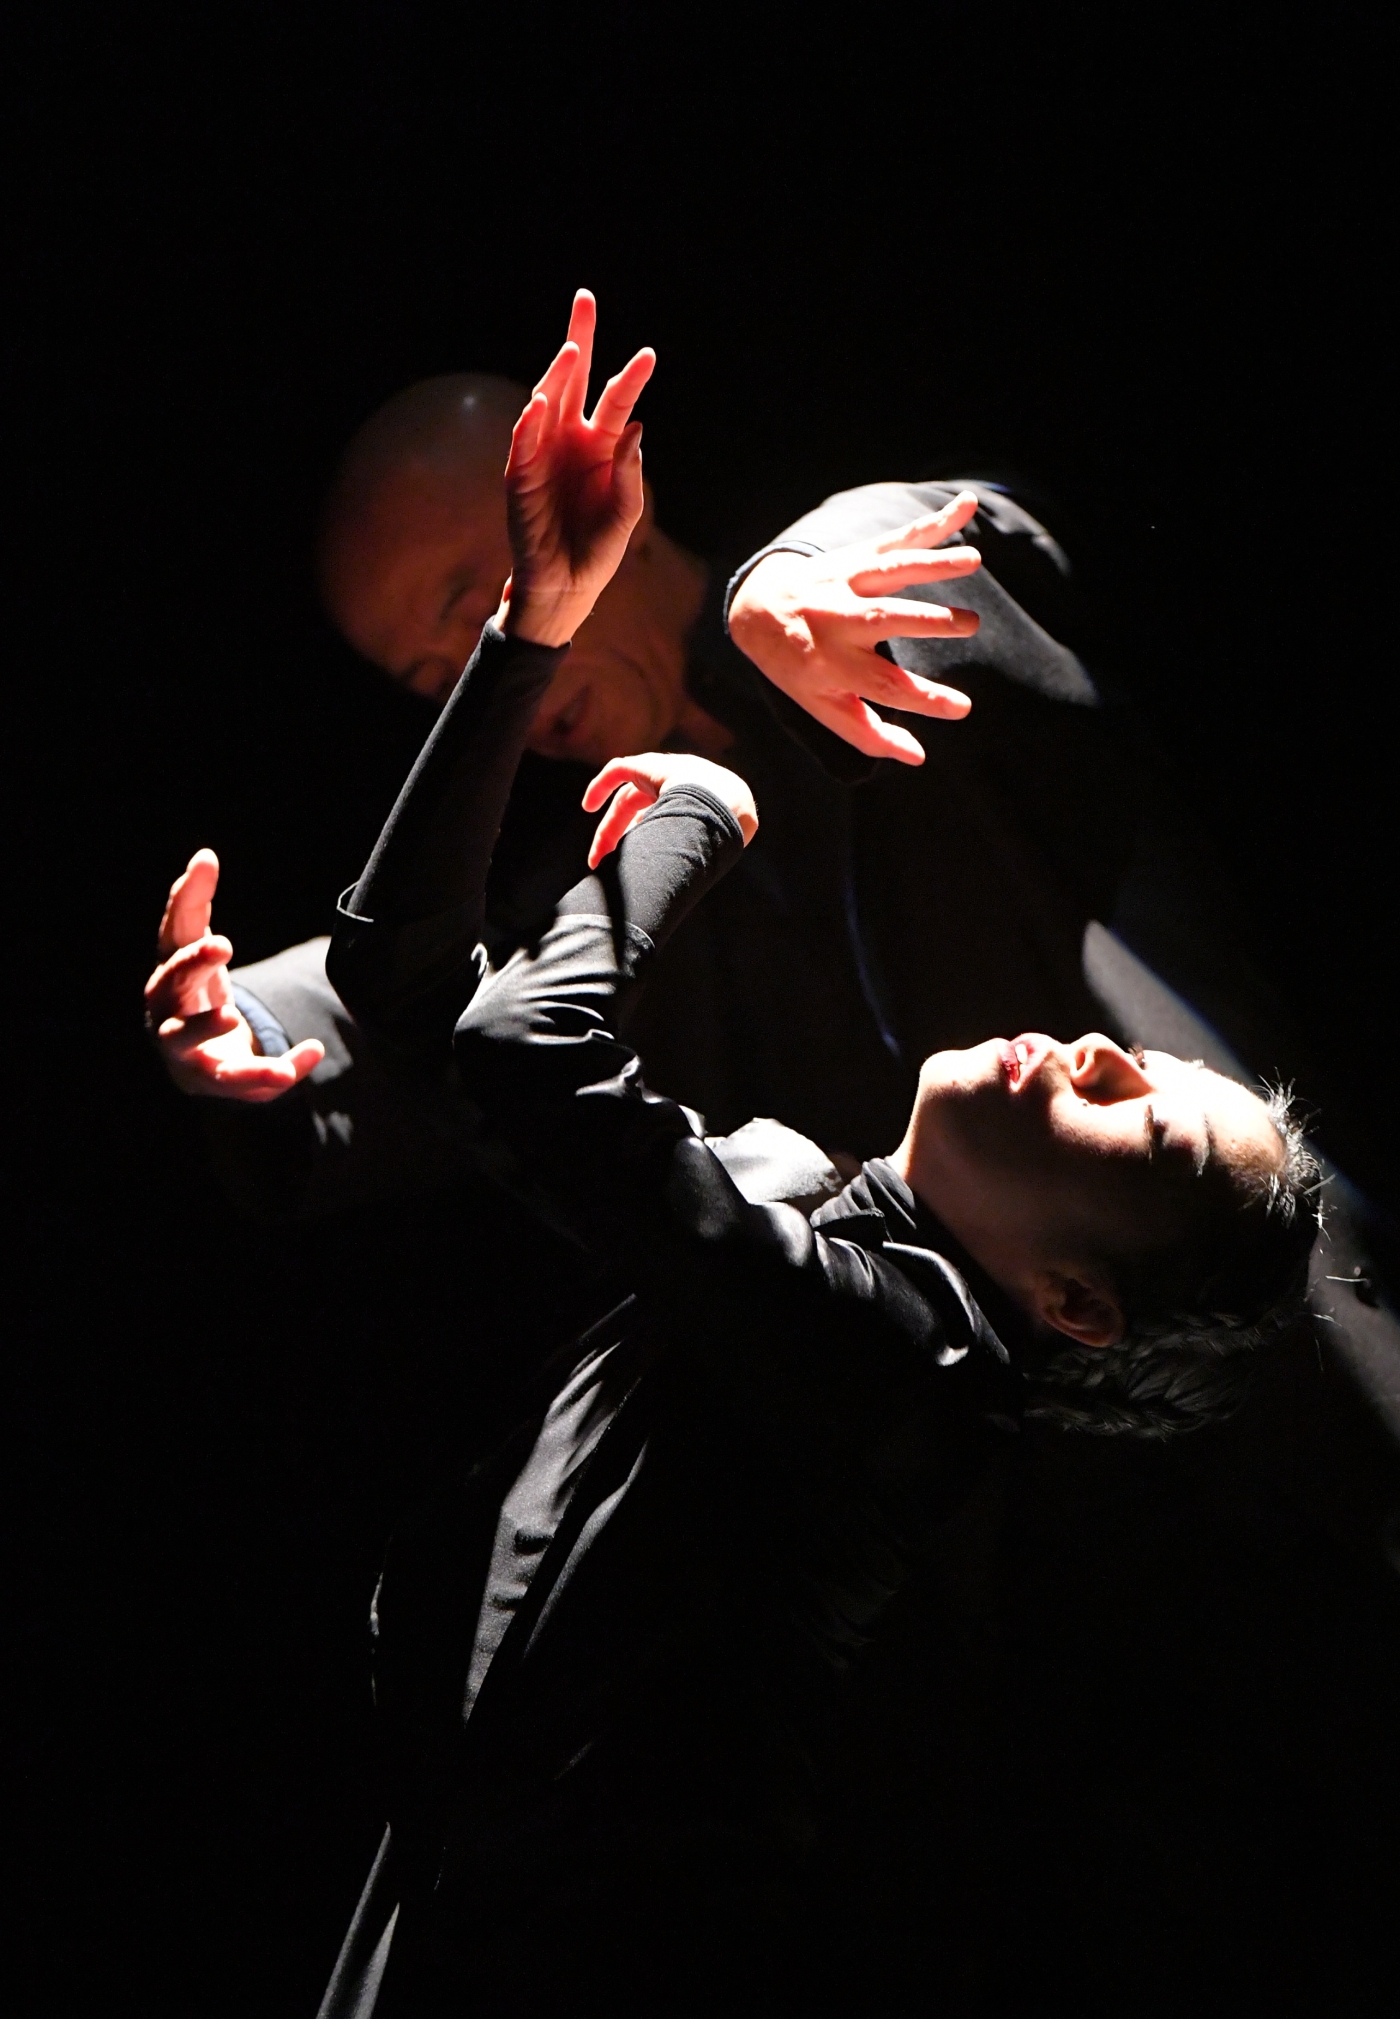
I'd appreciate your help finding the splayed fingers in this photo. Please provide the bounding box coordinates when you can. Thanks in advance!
[160,1011,325,1101]
[871,491,980,553]
[502,293,657,646]
[726,495,987,762]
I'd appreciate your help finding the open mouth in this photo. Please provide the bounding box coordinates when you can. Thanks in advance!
[1000,1034,1042,1090]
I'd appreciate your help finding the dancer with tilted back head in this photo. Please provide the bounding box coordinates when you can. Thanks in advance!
[313,297,1321,2017]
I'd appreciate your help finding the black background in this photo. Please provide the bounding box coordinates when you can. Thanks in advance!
[13,9,1398,2014]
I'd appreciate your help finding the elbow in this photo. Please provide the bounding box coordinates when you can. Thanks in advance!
[324,921,362,1024]
[326,916,480,1072]
[324,917,378,1036]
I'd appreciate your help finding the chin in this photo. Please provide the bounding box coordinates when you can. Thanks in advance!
[919,1039,1007,1102]
[915,1042,1021,1175]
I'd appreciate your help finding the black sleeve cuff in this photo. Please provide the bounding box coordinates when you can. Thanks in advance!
[555,781,746,952]
[722,542,824,633]
[231,984,292,1059]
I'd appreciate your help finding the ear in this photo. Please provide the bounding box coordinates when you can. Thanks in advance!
[1031,1268,1126,1350]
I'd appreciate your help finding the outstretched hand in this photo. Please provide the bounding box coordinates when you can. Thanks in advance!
[727,492,984,764]
[144,849,325,1101]
[582,754,759,870]
[497,290,656,649]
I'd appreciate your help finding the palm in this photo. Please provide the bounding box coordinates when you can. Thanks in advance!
[512,419,624,579]
[170,1015,260,1090]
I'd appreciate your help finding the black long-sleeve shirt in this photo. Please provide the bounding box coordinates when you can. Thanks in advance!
[218,478,1147,1223]
[324,618,1020,2013]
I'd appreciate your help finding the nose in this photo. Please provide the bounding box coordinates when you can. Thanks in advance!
[1067,1032,1153,1103]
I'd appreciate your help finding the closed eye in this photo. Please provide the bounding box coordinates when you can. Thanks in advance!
[439,576,477,623]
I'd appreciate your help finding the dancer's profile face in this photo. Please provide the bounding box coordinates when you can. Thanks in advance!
[906,1034,1283,1319]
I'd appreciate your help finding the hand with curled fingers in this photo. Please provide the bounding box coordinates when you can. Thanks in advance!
[497,289,656,650]
[582,754,759,870]
[144,848,325,1101]
[727,491,984,764]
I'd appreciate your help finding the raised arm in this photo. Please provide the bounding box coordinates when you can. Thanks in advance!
[327,291,655,1063]
[451,768,986,1459]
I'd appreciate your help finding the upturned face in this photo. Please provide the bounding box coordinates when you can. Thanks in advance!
[908,1033,1284,1304]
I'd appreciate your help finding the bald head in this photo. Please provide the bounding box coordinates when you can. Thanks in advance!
[318,369,713,760]
[319,374,527,701]
[325,373,525,503]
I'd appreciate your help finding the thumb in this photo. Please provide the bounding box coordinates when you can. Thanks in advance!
[611,422,644,527]
[160,846,221,956]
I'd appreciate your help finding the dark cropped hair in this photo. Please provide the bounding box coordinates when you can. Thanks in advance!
[1026,1080,1323,1438]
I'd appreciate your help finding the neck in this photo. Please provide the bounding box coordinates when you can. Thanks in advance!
[890,1125,1032,1317]
[872,1151,1033,1365]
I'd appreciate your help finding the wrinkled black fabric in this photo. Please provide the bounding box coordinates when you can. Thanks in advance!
[358,1146,1016,2016]
[349,622,566,930]
[554,782,744,947]
[323,624,1021,2015]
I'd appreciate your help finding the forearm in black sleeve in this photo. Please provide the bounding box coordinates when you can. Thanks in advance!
[456,790,965,1444]
[459,782,745,1092]
[454,785,744,1223]
[554,782,743,946]
[327,622,567,1062]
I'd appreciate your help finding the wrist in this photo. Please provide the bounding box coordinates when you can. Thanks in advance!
[657,771,758,846]
[728,557,807,665]
[498,587,586,652]
[502,610,576,651]
[725,543,822,639]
